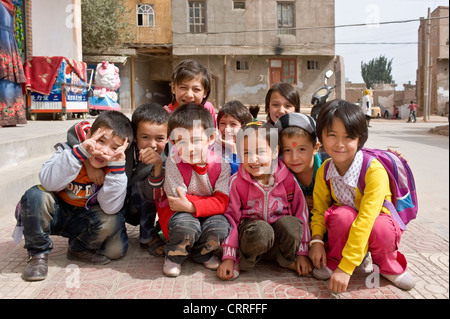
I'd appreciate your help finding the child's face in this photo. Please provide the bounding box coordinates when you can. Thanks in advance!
[321,118,360,173]
[172,126,214,165]
[172,76,207,106]
[241,134,278,182]
[87,128,126,169]
[268,91,296,123]
[135,121,168,154]
[218,114,242,143]
[281,134,320,175]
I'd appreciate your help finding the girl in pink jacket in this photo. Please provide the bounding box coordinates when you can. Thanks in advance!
[217,121,311,280]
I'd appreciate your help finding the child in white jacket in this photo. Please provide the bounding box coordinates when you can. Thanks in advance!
[16,111,132,282]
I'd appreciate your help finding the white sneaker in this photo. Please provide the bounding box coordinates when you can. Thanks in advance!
[356,252,374,273]
[163,258,181,277]
[381,271,416,290]
[203,255,220,270]
[313,266,333,280]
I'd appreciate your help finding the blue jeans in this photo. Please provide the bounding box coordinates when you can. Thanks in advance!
[19,185,128,259]
[165,213,230,264]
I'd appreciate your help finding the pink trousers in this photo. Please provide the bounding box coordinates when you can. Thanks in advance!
[324,205,407,275]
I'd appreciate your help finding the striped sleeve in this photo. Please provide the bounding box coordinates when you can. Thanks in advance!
[108,161,126,174]
[71,144,90,162]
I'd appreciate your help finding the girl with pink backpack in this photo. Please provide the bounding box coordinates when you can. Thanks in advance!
[309,99,416,292]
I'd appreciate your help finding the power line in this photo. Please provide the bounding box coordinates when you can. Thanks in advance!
[173,16,449,35]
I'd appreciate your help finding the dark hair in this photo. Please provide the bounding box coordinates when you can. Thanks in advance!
[236,121,279,157]
[168,102,215,136]
[217,100,253,126]
[90,111,133,146]
[316,99,368,150]
[131,103,169,136]
[171,59,211,106]
[265,82,301,121]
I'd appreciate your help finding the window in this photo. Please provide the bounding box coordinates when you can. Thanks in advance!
[269,58,297,86]
[189,1,206,33]
[307,60,319,70]
[233,1,246,9]
[277,2,295,35]
[137,4,155,27]
[236,60,249,71]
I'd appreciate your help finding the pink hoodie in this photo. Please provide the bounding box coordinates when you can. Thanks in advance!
[221,159,311,261]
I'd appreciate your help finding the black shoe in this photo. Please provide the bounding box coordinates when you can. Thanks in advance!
[67,248,111,265]
[22,253,48,281]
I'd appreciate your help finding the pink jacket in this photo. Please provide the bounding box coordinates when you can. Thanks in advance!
[221,159,310,261]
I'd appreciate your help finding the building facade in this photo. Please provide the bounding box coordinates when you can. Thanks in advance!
[417,6,449,117]
[118,0,340,113]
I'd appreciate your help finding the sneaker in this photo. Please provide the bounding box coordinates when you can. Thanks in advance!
[312,266,333,280]
[356,252,373,273]
[203,255,220,270]
[22,253,48,281]
[163,257,181,277]
[381,271,416,290]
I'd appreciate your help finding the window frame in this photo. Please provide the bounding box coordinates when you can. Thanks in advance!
[277,2,295,36]
[136,4,155,27]
[188,1,207,33]
[233,0,246,10]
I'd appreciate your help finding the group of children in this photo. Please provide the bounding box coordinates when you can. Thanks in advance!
[15,59,415,293]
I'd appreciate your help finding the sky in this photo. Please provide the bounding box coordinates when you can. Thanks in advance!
[335,0,449,88]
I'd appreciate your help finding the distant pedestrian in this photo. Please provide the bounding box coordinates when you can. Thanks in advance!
[393,106,399,119]
[408,101,418,123]
[362,89,372,127]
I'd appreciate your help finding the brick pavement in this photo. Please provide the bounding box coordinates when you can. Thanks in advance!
[0,215,447,300]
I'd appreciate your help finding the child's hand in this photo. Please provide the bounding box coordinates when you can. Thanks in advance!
[84,160,105,185]
[296,255,313,276]
[168,187,195,213]
[81,128,104,158]
[139,147,163,176]
[329,268,351,293]
[105,138,129,163]
[217,259,237,280]
[139,147,162,165]
[309,239,327,269]
[387,148,407,162]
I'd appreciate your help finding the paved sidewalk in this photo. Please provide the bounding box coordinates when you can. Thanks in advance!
[0,116,448,301]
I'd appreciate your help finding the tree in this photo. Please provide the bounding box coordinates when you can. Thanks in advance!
[81,0,134,52]
[361,55,394,89]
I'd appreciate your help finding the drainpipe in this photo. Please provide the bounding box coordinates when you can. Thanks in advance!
[223,55,227,104]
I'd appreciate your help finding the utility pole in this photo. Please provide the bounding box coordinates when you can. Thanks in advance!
[423,8,431,122]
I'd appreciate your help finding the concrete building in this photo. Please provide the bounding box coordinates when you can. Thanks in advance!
[116,0,341,113]
[417,6,449,117]
[171,0,342,110]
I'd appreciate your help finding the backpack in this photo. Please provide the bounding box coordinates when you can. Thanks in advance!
[324,148,418,230]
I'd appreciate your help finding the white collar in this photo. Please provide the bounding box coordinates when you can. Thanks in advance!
[326,150,363,188]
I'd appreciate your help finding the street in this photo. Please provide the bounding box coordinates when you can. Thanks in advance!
[0,115,448,299]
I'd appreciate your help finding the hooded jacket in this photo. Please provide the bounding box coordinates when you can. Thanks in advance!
[221,159,310,261]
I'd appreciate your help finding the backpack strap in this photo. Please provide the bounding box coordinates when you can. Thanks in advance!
[323,159,331,189]
[176,149,222,188]
[360,149,407,230]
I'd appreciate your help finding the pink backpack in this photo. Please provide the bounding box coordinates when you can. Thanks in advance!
[324,148,418,230]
